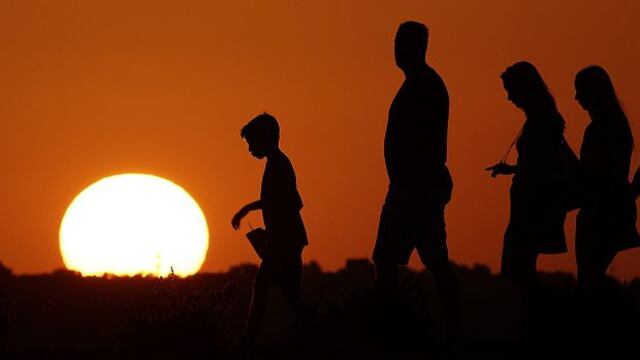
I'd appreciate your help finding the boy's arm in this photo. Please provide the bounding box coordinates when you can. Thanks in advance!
[242,200,262,212]
[231,200,262,230]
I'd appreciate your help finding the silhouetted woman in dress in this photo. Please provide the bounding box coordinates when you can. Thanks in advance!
[574,66,640,289]
[487,61,568,292]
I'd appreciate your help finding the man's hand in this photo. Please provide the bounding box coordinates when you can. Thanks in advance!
[485,162,513,178]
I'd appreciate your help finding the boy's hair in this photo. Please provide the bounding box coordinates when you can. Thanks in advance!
[241,112,280,144]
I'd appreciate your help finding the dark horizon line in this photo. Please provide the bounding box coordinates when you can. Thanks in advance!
[0,258,637,283]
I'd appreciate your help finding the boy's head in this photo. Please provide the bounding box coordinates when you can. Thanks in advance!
[241,112,280,159]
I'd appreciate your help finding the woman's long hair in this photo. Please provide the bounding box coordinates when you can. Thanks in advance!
[502,61,565,129]
[575,65,633,147]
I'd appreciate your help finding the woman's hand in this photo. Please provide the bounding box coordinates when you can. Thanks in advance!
[485,162,514,178]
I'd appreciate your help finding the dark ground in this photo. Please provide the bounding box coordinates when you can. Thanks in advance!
[0,259,638,359]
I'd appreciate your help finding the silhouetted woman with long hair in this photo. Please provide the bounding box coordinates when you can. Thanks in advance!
[574,66,640,289]
[487,62,568,292]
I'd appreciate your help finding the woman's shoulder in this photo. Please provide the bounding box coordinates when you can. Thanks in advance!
[523,115,563,137]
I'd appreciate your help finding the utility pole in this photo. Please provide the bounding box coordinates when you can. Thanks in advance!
[156,253,161,277]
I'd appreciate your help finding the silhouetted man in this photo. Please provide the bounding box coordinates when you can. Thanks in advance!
[373,21,460,336]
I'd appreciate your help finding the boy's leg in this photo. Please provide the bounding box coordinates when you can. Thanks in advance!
[241,262,271,346]
[280,251,314,326]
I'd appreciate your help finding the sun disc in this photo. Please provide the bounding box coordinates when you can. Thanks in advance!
[59,174,209,277]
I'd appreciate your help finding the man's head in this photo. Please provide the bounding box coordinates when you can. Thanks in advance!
[394,21,428,72]
[241,112,280,159]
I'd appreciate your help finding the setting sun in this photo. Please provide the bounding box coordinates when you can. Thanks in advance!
[59,174,209,277]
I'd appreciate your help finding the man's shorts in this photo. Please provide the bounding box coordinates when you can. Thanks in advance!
[373,190,450,266]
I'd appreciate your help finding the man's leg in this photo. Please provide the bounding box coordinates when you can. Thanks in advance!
[374,262,399,302]
[417,204,460,337]
[373,198,402,302]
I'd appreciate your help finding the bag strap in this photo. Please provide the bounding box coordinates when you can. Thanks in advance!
[500,125,572,163]
[501,125,524,163]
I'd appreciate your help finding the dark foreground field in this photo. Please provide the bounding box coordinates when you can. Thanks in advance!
[0,260,638,359]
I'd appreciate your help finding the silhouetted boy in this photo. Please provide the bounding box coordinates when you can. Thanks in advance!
[231,113,310,347]
[373,21,460,337]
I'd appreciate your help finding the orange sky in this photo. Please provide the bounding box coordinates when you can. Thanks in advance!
[1,0,640,279]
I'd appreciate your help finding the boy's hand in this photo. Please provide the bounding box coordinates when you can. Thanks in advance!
[231,208,248,230]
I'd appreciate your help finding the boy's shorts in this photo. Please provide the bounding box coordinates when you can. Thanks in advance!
[256,248,303,292]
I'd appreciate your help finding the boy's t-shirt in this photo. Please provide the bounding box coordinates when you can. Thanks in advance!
[260,150,308,251]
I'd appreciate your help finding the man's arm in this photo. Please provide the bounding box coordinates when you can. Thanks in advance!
[631,167,640,199]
